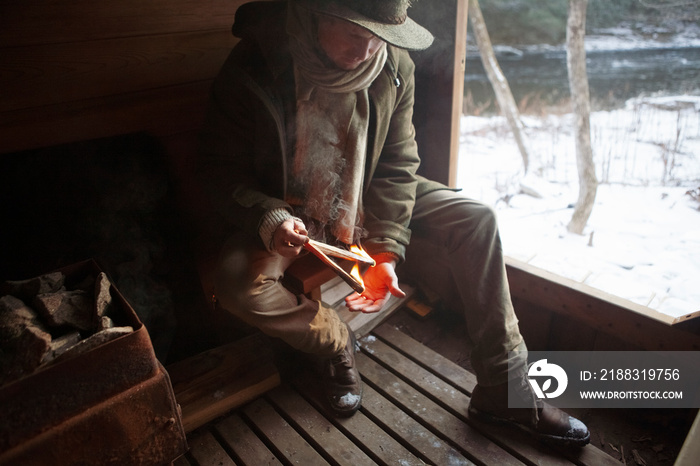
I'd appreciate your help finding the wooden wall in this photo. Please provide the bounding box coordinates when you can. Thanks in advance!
[0,0,241,155]
[507,258,700,352]
[412,0,468,187]
[0,0,465,176]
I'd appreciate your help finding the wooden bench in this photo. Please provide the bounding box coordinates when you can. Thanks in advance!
[166,333,280,434]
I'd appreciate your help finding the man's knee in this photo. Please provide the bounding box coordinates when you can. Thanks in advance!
[214,247,249,313]
[446,198,500,247]
[471,202,499,238]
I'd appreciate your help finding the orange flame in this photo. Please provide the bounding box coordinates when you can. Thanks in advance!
[349,245,372,290]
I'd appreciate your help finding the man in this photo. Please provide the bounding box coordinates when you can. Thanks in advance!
[199,0,590,447]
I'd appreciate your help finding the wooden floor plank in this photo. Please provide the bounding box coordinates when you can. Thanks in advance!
[463,415,623,466]
[360,383,477,466]
[292,376,427,466]
[360,336,573,466]
[187,429,237,466]
[356,352,526,466]
[179,322,621,466]
[369,324,622,466]
[546,440,625,466]
[214,413,282,466]
[265,386,378,466]
[360,335,472,410]
[242,398,331,465]
[320,276,353,307]
[372,324,477,392]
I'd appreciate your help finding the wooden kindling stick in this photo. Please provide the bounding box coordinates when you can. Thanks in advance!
[306,239,376,266]
[303,240,366,294]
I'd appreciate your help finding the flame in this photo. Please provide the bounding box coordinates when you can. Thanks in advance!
[350,244,372,261]
[349,245,372,290]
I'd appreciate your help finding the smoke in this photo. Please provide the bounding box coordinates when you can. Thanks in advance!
[289,97,364,243]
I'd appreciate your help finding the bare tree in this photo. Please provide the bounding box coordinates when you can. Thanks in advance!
[468,0,530,174]
[566,0,598,234]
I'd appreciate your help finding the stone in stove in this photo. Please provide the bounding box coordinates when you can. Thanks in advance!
[0,295,52,385]
[0,268,133,387]
[0,272,65,301]
[33,289,94,331]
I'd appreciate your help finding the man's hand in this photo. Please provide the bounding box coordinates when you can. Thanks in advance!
[272,218,308,258]
[345,257,405,314]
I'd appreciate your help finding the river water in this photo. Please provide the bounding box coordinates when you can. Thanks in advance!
[464,46,700,112]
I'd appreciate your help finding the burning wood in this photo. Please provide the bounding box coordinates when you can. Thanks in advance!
[303,240,369,294]
[306,239,376,266]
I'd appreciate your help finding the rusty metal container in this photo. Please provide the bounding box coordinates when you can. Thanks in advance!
[0,260,187,465]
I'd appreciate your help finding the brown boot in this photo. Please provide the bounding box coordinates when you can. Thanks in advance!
[322,324,362,417]
[468,376,590,447]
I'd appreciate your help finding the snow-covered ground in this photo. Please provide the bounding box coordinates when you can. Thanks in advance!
[585,22,700,51]
[457,95,700,318]
[477,22,700,54]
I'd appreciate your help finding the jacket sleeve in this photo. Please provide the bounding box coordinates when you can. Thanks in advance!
[361,51,421,262]
[197,45,291,244]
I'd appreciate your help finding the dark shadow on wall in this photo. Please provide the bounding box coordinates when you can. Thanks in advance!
[0,133,194,361]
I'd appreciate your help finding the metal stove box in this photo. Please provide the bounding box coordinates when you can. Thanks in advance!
[0,259,187,465]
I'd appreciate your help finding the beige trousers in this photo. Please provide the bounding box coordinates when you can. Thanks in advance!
[215,237,348,359]
[215,190,527,383]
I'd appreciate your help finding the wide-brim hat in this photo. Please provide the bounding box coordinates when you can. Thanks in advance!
[297,0,434,51]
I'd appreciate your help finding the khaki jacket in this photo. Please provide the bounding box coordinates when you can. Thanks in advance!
[199,1,445,261]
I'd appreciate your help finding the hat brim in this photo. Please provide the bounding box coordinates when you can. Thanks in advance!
[298,0,434,51]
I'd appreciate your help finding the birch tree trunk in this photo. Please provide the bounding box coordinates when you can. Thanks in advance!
[468,0,530,173]
[566,0,598,234]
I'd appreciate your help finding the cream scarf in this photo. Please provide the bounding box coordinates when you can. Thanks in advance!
[286,2,387,245]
